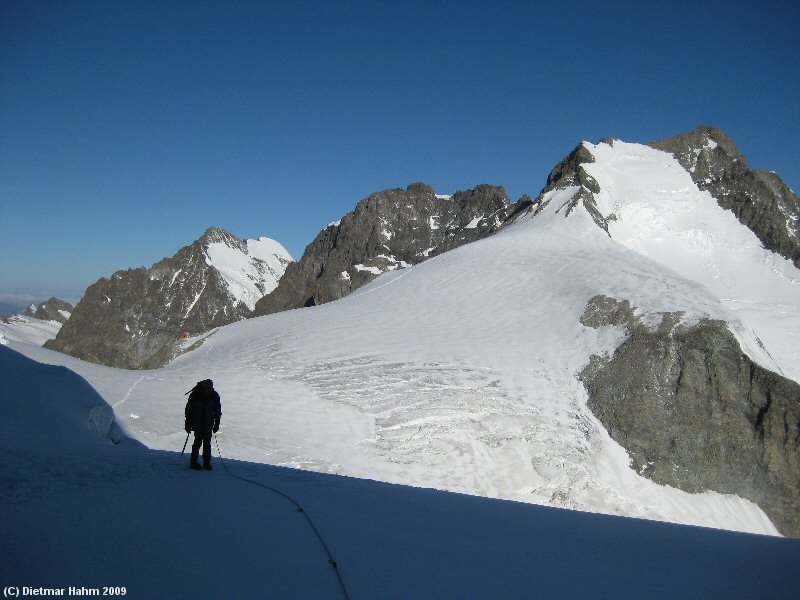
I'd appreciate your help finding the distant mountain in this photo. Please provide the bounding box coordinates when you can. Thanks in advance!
[45,227,293,369]
[0,297,72,347]
[25,297,73,323]
[253,183,532,316]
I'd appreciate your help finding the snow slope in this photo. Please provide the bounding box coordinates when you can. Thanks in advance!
[582,140,799,381]
[0,315,61,347]
[3,345,799,599]
[205,235,294,311]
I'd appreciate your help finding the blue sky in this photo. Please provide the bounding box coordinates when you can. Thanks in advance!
[1,0,798,302]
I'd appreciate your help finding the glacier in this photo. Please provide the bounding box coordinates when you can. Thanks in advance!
[2,345,799,598]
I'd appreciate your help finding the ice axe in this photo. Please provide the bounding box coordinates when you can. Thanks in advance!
[181,431,190,455]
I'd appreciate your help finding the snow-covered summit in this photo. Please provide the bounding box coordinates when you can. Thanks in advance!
[561,137,798,380]
[534,136,800,534]
[200,227,294,311]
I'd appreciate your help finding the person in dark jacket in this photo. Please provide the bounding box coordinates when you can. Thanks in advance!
[184,379,222,470]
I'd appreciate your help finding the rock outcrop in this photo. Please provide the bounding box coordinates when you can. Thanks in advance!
[45,227,292,369]
[254,183,531,316]
[24,297,73,323]
[580,295,800,537]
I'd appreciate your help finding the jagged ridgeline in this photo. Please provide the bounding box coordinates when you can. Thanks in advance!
[48,184,532,369]
[45,227,293,369]
[253,183,532,315]
[650,127,800,268]
[25,297,73,323]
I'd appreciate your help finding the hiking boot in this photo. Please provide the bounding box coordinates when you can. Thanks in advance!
[190,462,202,470]
[203,463,213,471]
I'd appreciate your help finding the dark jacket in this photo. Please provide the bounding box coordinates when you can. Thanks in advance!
[185,380,222,435]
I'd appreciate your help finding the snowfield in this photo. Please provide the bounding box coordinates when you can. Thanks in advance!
[0,315,62,347]
[3,345,799,599]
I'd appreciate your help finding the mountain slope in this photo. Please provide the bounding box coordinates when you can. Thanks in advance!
[555,135,800,534]
[650,126,800,268]
[45,227,293,369]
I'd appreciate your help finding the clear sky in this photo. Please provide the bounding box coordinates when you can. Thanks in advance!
[1,0,798,303]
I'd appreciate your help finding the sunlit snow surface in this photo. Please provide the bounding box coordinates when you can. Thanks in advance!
[583,140,799,381]
[9,141,799,538]
[0,316,61,346]
[205,236,293,310]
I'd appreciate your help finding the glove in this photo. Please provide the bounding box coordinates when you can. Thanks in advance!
[213,424,219,433]
[184,420,191,433]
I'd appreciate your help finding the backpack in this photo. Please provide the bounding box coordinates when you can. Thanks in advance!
[186,379,214,396]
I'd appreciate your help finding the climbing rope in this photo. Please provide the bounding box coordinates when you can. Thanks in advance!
[213,433,351,600]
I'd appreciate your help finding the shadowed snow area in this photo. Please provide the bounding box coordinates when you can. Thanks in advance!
[2,346,799,599]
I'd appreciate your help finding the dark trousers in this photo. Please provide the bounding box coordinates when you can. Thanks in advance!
[191,430,212,465]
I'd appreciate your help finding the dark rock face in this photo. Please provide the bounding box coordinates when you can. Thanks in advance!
[24,298,74,323]
[254,183,529,316]
[531,141,612,232]
[45,227,291,369]
[650,126,800,268]
[580,295,800,537]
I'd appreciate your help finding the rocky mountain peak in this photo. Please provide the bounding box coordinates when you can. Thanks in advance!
[254,182,530,316]
[406,182,436,195]
[649,126,799,267]
[24,297,74,324]
[45,228,292,369]
[652,125,747,170]
[197,226,243,249]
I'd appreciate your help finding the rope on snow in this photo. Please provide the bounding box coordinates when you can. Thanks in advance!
[212,433,351,600]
